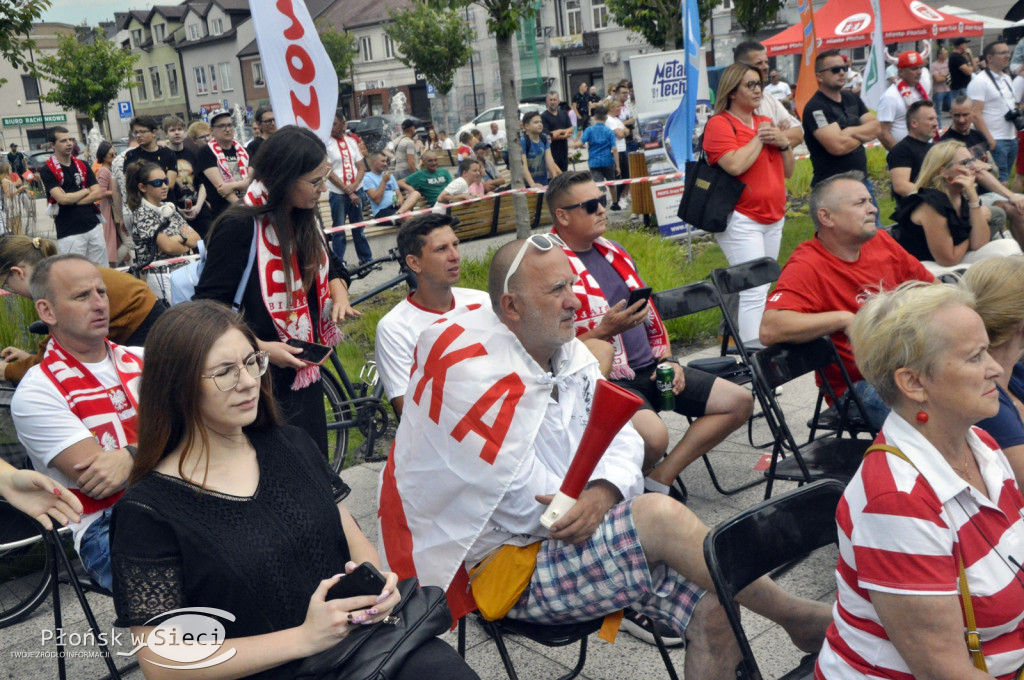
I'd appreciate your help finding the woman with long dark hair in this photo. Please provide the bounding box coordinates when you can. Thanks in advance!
[194,125,358,458]
[109,301,477,680]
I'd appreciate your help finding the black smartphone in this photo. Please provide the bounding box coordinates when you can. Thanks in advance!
[286,338,333,365]
[326,562,387,600]
[626,286,652,308]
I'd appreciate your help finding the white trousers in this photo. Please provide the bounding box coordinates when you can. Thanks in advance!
[714,211,784,347]
[57,224,108,267]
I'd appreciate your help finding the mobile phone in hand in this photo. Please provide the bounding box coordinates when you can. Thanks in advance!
[326,562,387,600]
[626,287,652,308]
[286,338,333,365]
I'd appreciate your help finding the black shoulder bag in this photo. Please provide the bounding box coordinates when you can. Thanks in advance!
[677,114,747,233]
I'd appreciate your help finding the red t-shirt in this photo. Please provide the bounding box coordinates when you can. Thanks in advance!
[703,112,786,224]
[765,231,933,396]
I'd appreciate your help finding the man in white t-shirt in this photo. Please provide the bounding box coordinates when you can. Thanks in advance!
[967,40,1019,183]
[764,70,794,113]
[734,41,804,148]
[483,122,506,158]
[375,214,490,417]
[11,256,142,591]
[327,113,372,265]
[877,51,929,150]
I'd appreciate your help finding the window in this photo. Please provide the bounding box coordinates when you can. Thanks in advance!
[166,63,179,97]
[853,46,866,60]
[212,18,224,35]
[219,62,233,91]
[21,75,40,101]
[592,1,609,29]
[209,65,218,93]
[252,61,265,88]
[189,24,200,40]
[131,28,142,47]
[360,36,373,62]
[154,23,166,42]
[566,0,582,35]
[150,66,162,99]
[194,66,208,95]
[135,69,148,101]
[384,35,395,59]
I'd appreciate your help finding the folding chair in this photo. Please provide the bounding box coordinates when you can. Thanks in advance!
[703,479,844,680]
[749,338,872,499]
[460,613,680,680]
[650,282,764,495]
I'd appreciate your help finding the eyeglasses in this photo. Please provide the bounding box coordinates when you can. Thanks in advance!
[302,174,331,189]
[502,233,566,294]
[143,178,169,188]
[131,129,154,137]
[212,123,234,130]
[260,117,276,125]
[817,66,846,75]
[744,80,762,91]
[559,194,607,214]
[197,134,211,143]
[201,351,269,391]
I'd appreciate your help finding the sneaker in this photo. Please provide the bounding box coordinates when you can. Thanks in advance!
[621,609,686,648]
[610,203,622,211]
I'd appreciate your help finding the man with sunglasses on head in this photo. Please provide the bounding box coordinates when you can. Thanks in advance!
[124,116,177,191]
[802,50,880,190]
[733,41,803,150]
[11,255,145,592]
[877,51,930,150]
[196,109,251,219]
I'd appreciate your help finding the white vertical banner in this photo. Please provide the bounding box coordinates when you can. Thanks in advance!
[250,0,338,143]
[862,0,886,110]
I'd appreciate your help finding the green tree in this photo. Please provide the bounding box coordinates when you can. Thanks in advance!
[384,2,475,134]
[733,0,786,37]
[317,19,358,119]
[0,0,52,89]
[37,29,136,138]
[605,0,716,48]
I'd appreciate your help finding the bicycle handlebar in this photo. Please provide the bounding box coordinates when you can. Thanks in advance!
[347,248,403,281]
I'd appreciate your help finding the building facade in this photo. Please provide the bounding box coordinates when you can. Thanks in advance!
[121,6,191,126]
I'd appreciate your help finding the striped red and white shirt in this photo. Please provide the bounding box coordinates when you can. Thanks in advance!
[816,413,1024,680]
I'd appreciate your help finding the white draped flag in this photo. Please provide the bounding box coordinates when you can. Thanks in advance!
[250,0,337,142]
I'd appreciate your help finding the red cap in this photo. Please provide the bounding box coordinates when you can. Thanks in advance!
[898,51,923,68]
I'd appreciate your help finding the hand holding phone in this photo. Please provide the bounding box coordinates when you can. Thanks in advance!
[286,338,333,365]
[326,562,387,601]
[626,287,653,309]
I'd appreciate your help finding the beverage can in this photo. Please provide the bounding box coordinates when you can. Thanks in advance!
[656,363,675,411]
[184,198,193,210]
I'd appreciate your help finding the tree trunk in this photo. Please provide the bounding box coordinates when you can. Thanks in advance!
[496,33,530,238]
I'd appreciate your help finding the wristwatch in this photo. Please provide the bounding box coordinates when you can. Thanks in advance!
[662,357,681,365]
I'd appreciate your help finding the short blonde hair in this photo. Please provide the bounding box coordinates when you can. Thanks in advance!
[959,256,1024,349]
[187,120,211,141]
[849,281,975,407]
[914,140,965,194]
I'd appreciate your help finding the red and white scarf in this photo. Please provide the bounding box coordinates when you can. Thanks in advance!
[39,337,142,514]
[895,78,929,105]
[246,181,342,390]
[207,139,250,182]
[44,155,91,206]
[554,234,670,380]
[333,136,358,185]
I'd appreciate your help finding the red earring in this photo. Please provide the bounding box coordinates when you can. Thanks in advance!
[916,411,929,424]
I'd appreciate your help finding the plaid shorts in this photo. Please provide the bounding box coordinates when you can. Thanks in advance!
[506,497,707,638]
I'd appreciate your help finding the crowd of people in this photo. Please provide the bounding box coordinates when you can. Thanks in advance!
[7,36,1024,680]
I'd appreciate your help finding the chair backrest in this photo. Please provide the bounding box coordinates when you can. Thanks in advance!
[651,281,720,321]
[709,257,781,296]
[703,479,844,680]
[750,338,838,392]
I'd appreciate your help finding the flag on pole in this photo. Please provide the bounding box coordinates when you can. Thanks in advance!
[793,0,819,118]
[250,0,337,142]
[862,0,887,109]
[665,0,702,166]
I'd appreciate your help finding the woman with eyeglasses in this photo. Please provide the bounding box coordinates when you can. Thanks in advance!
[194,126,358,460]
[702,62,794,347]
[893,140,1021,274]
[109,301,479,680]
[125,160,200,274]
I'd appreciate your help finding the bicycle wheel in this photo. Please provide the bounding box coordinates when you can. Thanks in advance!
[0,501,53,628]
[322,371,353,474]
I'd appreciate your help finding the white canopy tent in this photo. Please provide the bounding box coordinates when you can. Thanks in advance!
[936,5,1016,29]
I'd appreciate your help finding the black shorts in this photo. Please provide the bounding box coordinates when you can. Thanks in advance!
[612,363,716,418]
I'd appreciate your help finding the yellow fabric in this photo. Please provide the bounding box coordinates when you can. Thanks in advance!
[469,542,542,621]
[599,609,624,643]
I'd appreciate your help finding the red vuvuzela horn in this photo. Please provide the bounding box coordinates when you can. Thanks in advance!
[540,380,644,528]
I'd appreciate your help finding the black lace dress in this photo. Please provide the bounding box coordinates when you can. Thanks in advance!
[110,425,351,680]
[892,187,973,262]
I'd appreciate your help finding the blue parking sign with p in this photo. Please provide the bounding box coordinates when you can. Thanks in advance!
[118,101,133,119]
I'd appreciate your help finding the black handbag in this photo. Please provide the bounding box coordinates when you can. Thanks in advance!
[294,578,452,680]
[677,115,747,233]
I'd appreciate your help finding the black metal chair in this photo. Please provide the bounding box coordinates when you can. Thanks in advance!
[703,479,844,680]
[749,337,872,498]
[460,613,680,680]
[651,282,764,495]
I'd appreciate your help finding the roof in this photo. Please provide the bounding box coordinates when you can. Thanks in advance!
[178,25,239,48]
[318,0,412,30]
[235,0,335,57]
[148,5,188,22]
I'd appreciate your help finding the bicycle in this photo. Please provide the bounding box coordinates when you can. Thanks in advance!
[322,247,417,473]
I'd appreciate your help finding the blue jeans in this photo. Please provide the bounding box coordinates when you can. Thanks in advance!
[329,191,373,265]
[78,506,113,592]
[934,90,952,113]
[992,138,1018,184]
[822,380,890,432]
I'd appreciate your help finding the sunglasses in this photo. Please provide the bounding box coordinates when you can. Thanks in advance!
[143,178,169,188]
[817,66,846,75]
[559,195,608,214]
[502,233,566,294]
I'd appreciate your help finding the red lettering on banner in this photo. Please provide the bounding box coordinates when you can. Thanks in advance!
[275,0,304,40]
[291,87,321,130]
[286,45,315,84]
[411,324,487,423]
[451,373,525,464]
